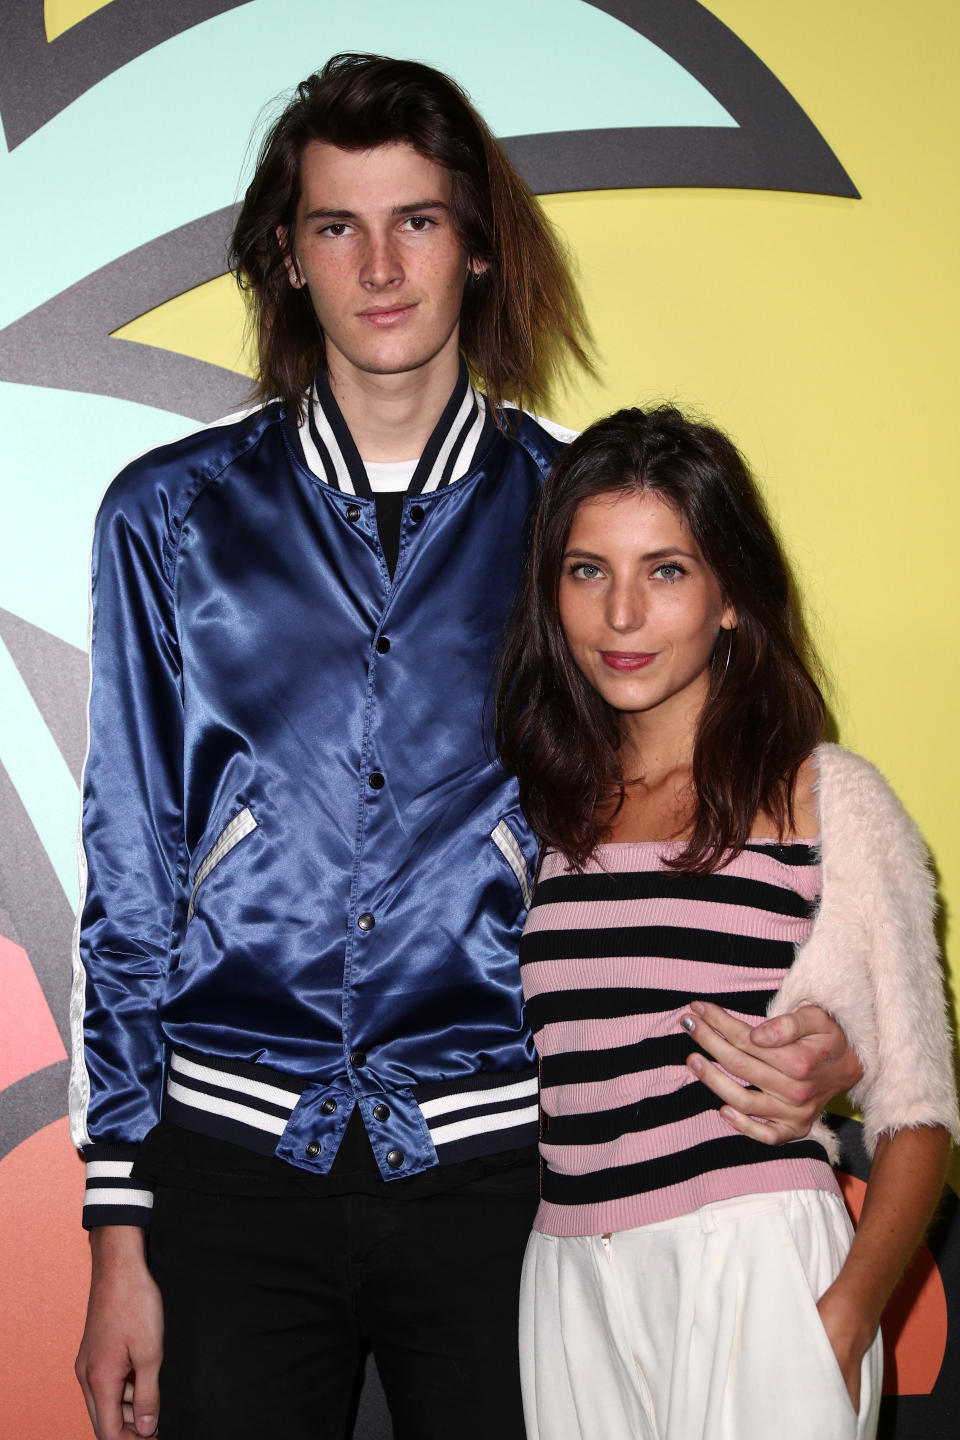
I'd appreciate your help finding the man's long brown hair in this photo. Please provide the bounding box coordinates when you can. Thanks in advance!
[229,53,592,420]
[495,407,826,873]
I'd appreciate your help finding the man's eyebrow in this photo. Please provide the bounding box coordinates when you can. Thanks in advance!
[301,199,449,222]
[302,206,357,222]
[392,199,448,216]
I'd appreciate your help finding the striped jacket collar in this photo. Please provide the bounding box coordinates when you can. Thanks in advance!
[289,357,495,498]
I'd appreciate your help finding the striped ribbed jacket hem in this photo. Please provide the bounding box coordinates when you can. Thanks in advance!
[81,1053,539,1229]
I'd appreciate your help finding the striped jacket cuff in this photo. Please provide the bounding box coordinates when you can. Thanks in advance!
[82,1145,154,1230]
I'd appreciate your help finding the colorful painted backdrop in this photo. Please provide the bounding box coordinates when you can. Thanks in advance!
[1,3,957,1436]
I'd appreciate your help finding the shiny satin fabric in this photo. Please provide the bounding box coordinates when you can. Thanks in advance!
[73,402,562,1183]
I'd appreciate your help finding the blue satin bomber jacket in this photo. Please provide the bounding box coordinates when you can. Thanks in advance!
[69,399,564,1228]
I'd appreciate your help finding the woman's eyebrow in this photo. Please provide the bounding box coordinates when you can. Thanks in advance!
[639,547,699,562]
[562,546,699,562]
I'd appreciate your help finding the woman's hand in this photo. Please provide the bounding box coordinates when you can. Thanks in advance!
[815,1281,874,1413]
[815,1129,951,1418]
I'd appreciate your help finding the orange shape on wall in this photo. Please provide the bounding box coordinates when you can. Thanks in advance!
[0,934,68,1091]
[839,1171,948,1395]
[0,1118,91,1438]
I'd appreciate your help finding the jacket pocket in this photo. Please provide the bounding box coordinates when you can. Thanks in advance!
[490,818,533,909]
[187,807,258,922]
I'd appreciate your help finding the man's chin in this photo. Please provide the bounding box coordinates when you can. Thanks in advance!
[323,325,463,385]
[326,345,461,385]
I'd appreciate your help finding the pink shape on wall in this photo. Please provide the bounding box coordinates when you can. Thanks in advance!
[0,933,67,1091]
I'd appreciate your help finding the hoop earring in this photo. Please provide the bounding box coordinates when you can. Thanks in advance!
[718,628,735,681]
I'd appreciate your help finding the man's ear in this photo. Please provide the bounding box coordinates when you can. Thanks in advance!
[277,226,305,289]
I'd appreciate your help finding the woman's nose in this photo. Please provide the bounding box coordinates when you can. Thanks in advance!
[606,581,644,632]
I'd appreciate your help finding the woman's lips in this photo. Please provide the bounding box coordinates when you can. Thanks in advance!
[600,651,657,671]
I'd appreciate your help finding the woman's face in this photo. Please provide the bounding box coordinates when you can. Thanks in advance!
[557,488,736,736]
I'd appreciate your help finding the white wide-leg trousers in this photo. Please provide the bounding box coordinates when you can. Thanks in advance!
[520,1189,882,1440]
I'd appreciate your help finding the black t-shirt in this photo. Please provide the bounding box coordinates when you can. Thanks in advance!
[373,491,405,576]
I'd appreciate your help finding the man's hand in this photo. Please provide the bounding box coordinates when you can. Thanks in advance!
[680,1001,863,1144]
[76,1226,163,1439]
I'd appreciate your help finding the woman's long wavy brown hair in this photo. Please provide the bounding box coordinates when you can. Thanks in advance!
[495,407,826,873]
[229,53,592,421]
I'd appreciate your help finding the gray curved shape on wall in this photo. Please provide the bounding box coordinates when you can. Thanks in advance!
[0,623,85,991]
[515,0,858,196]
[0,0,858,421]
[0,771,74,1050]
[0,615,87,1159]
[0,0,243,150]
[0,209,250,422]
[0,0,857,196]
[0,609,90,782]
[0,1060,73,1160]
[0,756,74,1159]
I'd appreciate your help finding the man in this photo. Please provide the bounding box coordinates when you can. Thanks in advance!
[71,54,859,1440]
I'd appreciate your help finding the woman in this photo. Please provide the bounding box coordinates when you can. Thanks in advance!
[495,407,958,1440]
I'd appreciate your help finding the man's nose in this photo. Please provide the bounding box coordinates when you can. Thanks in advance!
[360,232,403,289]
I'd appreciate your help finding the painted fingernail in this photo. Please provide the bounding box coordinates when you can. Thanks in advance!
[690,1001,705,1016]
[687,1054,704,1074]
[680,1015,695,1032]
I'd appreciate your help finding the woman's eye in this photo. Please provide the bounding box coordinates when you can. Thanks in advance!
[653,562,685,581]
[571,563,602,580]
[404,215,435,231]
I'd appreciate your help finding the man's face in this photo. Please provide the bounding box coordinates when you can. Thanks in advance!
[285,140,474,387]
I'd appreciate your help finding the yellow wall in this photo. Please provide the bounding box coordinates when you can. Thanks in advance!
[45,0,115,42]
[548,2,960,1025]
[3,10,957,1436]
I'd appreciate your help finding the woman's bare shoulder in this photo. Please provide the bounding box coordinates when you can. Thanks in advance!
[748,752,819,841]
[789,753,820,839]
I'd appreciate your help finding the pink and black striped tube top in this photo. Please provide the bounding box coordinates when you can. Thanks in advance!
[520,839,841,1237]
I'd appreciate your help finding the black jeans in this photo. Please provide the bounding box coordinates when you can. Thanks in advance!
[149,1165,538,1439]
